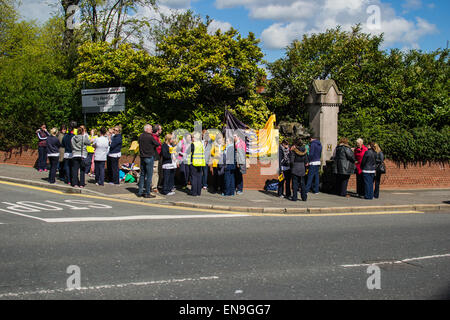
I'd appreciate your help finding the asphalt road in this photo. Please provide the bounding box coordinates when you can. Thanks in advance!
[0,181,449,300]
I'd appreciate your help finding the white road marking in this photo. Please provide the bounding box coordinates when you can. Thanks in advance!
[0,208,46,221]
[0,276,219,298]
[41,214,249,223]
[341,253,450,268]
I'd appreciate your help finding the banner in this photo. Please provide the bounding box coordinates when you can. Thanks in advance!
[248,114,278,158]
[225,111,278,159]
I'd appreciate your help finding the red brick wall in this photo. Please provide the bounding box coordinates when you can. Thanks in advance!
[1,148,449,190]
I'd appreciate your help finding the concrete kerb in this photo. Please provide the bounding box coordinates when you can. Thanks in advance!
[170,201,450,215]
[1,176,449,214]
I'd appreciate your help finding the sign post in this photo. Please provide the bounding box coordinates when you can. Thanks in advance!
[81,87,126,114]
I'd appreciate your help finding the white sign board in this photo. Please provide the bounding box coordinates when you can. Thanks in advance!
[81,87,126,113]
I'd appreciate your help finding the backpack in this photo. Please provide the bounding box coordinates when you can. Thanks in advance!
[264,179,279,191]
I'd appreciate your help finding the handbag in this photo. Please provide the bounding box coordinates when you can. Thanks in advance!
[376,161,386,174]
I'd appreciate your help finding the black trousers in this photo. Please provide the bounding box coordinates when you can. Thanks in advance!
[278,169,292,197]
[189,165,203,196]
[108,156,120,184]
[356,173,365,196]
[335,174,350,196]
[48,156,59,183]
[374,172,382,198]
[212,167,224,193]
[71,157,86,187]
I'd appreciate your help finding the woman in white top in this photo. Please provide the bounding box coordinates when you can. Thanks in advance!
[93,127,110,186]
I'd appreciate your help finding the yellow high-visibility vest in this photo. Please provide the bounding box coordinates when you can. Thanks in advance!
[192,141,206,167]
[86,135,97,153]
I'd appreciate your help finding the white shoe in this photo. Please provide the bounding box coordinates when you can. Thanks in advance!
[167,191,175,196]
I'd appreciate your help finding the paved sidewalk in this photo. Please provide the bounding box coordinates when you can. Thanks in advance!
[1,164,449,213]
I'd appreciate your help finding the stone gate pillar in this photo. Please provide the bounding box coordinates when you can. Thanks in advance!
[305,80,343,165]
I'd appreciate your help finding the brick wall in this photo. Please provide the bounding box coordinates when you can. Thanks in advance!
[1,148,449,190]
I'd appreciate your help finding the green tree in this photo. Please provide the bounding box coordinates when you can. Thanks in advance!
[0,14,79,150]
[77,22,270,140]
[266,25,450,162]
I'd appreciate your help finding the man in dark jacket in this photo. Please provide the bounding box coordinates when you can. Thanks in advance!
[360,142,377,200]
[332,138,355,197]
[305,137,322,194]
[138,124,160,198]
[290,139,309,201]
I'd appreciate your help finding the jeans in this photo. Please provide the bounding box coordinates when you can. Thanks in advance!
[162,168,175,195]
[235,169,244,193]
[72,157,86,187]
[37,146,47,170]
[292,174,307,201]
[84,153,94,174]
[278,169,292,197]
[224,164,236,196]
[306,164,320,193]
[94,160,106,185]
[48,156,59,183]
[201,165,209,188]
[63,158,72,184]
[179,162,190,187]
[363,172,375,200]
[138,157,154,196]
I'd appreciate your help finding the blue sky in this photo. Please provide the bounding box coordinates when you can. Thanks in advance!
[18,0,449,63]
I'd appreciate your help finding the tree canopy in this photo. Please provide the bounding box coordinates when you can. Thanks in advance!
[266,25,449,162]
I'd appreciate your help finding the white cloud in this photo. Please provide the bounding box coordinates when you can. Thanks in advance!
[250,1,315,21]
[207,20,232,34]
[261,22,307,49]
[215,0,438,50]
[157,0,191,9]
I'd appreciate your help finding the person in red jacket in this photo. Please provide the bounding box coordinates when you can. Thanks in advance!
[354,138,368,197]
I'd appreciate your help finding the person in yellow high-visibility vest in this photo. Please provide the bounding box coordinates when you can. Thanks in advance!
[189,133,205,196]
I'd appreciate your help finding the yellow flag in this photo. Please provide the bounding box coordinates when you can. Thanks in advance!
[129,141,139,153]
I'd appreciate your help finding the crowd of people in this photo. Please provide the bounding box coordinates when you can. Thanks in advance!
[36,122,385,201]
[36,121,123,188]
[136,124,247,198]
[277,137,385,201]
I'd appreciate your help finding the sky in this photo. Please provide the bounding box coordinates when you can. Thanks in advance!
[17,0,450,63]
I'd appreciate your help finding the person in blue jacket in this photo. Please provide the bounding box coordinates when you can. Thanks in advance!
[305,136,322,194]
